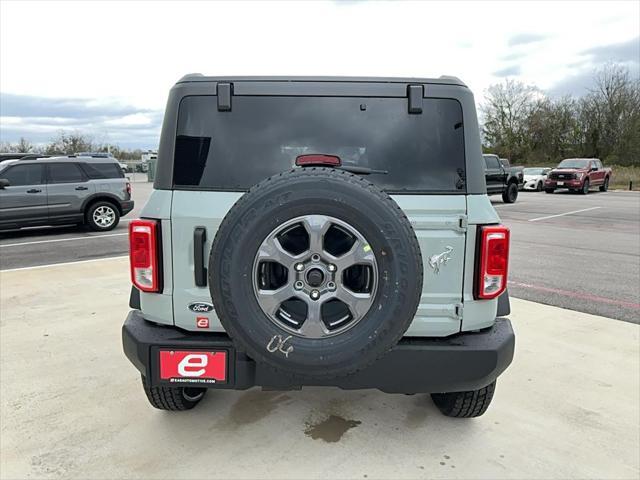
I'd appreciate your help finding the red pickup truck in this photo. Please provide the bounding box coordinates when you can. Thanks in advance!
[544,158,612,194]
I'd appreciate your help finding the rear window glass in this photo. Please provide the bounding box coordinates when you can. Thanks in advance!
[173,96,466,193]
[83,162,124,179]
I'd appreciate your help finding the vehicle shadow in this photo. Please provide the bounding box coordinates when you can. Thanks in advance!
[0,220,130,241]
[0,224,86,241]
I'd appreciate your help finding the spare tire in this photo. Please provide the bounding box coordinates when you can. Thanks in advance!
[209,168,423,378]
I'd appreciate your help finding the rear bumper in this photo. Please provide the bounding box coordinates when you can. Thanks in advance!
[120,200,134,215]
[122,310,515,394]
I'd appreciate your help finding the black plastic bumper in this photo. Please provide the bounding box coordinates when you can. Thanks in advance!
[122,310,515,394]
[120,200,134,215]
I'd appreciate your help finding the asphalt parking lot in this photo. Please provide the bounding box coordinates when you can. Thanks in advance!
[0,180,151,270]
[493,189,640,323]
[1,183,638,323]
[1,258,638,479]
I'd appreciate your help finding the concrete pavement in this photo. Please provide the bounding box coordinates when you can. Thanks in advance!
[1,257,638,479]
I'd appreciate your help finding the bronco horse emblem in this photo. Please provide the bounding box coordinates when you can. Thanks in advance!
[428,246,454,274]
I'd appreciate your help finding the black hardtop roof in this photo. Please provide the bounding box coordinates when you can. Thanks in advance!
[176,74,467,87]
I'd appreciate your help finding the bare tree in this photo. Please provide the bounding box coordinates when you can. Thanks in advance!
[582,63,640,164]
[481,79,539,161]
[0,137,34,153]
[45,131,95,155]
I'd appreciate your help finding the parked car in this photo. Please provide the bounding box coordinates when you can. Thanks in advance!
[0,155,134,231]
[122,75,515,418]
[483,154,524,203]
[522,167,551,191]
[545,158,612,194]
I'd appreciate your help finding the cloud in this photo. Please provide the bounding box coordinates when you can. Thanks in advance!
[493,65,522,77]
[0,93,162,148]
[0,93,152,119]
[548,70,598,98]
[548,37,640,97]
[581,36,640,65]
[508,33,547,46]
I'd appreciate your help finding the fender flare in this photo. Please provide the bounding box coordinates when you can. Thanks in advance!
[81,193,123,214]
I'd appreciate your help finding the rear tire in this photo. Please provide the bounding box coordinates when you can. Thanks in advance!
[141,375,206,411]
[431,381,496,418]
[86,201,120,231]
[581,179,590,195]
[545,188,554,194]
[599,177,609,192]
[502,182,518,203]
[536,181,543,192]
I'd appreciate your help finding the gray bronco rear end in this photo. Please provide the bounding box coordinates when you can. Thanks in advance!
[123,76,514,417]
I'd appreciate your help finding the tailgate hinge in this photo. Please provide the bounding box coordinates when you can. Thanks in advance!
[454,303,464,320]
[407,84,423,114]
[457,215,468,232]
[217,82,233,111]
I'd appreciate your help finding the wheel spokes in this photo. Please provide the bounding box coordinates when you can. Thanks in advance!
[256,236,301,270]
[335,285,373,321]
[253,215,378,339]
[298,299,329,337]
[301,215,331,253]
[256,284,298,315]
[327,239,376,272]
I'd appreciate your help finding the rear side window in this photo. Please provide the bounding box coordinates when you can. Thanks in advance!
[173,96,466,193]
[82,162,124,179]
[2,164,44,186]
[47,163,85,183]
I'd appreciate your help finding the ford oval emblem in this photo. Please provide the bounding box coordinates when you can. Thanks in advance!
[188,302,214,313]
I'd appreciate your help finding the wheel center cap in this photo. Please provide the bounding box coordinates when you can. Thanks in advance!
[306,268,324,287]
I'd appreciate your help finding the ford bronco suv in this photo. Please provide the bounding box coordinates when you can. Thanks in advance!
[122,75,515,418]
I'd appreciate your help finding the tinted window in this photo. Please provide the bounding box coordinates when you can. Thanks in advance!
[483,155,500,169]
[173,96,466,193]
[83,162,124,179]
[2,164,43,186]
[48,163,85,183]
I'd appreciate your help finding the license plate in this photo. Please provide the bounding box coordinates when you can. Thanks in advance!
[159,350,227,384]
[557,181,564,186]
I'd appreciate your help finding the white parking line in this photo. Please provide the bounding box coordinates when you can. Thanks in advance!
[528,206,601,222]
[0,255,128,272]
[0,232,128,248]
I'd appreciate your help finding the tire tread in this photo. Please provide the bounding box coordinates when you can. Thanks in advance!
[431,381,496,418]
[141,375,203,411]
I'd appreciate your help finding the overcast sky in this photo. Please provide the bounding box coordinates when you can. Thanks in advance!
[1,0,638,149]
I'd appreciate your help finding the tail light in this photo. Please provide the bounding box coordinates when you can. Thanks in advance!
[475,225,510,300]
[126,182,131,196]
[129,219,160,292]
